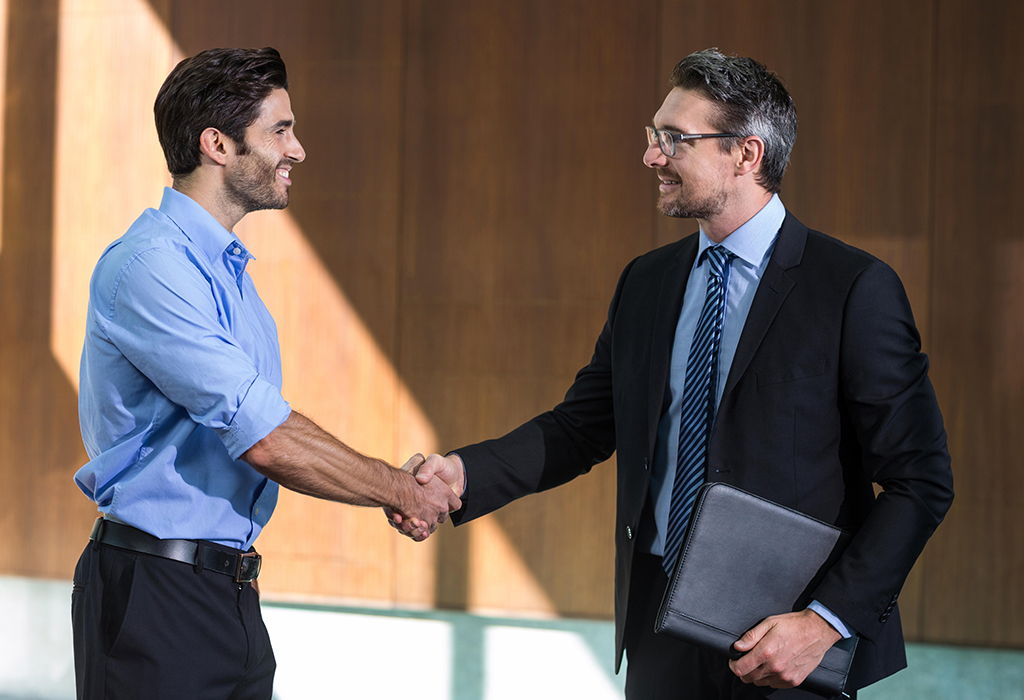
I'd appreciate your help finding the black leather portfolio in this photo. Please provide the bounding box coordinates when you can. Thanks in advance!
[655,483,858,698]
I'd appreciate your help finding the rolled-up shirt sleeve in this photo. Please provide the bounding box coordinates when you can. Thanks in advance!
[220,374,291,459]
[99,246,290,456]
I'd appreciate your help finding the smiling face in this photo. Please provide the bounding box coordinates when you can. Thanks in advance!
[643,88,736,221]
[224,88,305,213]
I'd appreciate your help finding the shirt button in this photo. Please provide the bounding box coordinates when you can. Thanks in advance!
[232,247,242,255]
[626,526,633,540]
[255,508,259,516]
[643,458,649,470]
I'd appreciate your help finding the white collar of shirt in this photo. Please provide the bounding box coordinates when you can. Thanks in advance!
[158,187,254,266]
[696,193,785,269]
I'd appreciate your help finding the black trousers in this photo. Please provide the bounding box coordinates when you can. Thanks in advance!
[623,552,854,700]
[72,538,275,700]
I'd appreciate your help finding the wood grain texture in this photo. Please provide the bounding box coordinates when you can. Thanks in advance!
[400,0,659,617]
[0,0,1017,648]
[0,0,96,578]
[0,0,7,257]
[919,0,1024,647]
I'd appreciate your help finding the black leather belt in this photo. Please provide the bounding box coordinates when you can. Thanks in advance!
[89,517,262,583]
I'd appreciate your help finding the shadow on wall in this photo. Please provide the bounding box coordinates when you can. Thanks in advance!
[142,0,618,620]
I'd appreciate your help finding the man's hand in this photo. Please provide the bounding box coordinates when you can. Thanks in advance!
[728,609,842,689]
[390,457,462,542]
[385,453,466,540]
[410,453,466,496]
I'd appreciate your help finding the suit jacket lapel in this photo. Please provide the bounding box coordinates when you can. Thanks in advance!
[721,213,808,403]
[646,235,698,456]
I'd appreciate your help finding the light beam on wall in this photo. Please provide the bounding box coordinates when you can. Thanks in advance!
[46,0,557,614]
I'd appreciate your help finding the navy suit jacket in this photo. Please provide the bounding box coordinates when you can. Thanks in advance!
[451,212,954,689]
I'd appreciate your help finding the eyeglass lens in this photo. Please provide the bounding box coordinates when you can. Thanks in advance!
[646,127,675,157]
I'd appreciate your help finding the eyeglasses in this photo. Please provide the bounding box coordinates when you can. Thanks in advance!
[645,126,738,158]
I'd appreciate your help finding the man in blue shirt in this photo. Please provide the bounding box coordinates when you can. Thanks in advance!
[72,48,459,700]
[395,50,953,698]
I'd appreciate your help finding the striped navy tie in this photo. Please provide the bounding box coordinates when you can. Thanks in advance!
[662,245,733,575]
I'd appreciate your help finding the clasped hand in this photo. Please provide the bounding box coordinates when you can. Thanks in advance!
[384,453,466,541]
[728,609,842,689]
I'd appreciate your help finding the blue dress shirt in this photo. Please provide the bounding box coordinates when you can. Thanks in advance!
[639,194,852,637]
[76,187,292,550]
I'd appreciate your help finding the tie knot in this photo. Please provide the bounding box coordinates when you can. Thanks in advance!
[705,246,732,277]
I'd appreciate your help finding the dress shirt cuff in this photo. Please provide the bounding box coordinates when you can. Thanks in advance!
[218,375,292,460]
[807,599,854,639]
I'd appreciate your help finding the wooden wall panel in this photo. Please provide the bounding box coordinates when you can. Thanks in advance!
[921,0,1024,647]
[0,0,1019,649]
[400,0,659,616]
[0,0,97,577]
[0,0,6,251]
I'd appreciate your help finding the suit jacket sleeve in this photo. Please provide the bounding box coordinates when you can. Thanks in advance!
[449,258,638,524]
[812,259,954,641]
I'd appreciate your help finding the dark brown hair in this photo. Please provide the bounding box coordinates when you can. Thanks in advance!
[154,47,288,177]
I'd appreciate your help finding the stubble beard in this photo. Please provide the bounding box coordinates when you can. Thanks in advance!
[657,186,727,220]
[225,151,290,214]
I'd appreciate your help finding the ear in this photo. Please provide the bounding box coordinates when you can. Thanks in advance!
[734,135,765,178]
[198,127,232,166]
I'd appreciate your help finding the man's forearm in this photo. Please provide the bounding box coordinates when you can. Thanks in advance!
[242,410,421,513]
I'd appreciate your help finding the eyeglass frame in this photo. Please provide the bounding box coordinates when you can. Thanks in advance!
[645,126,739,158]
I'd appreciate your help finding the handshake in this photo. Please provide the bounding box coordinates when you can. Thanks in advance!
[385,452,466,542]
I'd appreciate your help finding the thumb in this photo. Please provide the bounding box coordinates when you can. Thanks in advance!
[413,458,437,484]
[733,618,771,652]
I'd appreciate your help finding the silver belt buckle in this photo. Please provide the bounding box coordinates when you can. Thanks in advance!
[234,551,262,583]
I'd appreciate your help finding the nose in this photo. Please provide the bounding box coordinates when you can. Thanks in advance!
[287,132,306,163]
[643,141,666,168]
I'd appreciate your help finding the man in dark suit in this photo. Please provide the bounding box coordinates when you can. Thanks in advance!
[392,49,953,698]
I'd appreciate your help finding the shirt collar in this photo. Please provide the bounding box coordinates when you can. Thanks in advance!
[697,193,785,268]
[158,187,253,264]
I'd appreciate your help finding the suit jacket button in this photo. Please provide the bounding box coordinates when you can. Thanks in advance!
[626,526,633,540]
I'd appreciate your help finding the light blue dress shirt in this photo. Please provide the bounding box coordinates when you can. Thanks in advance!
[76,187,292,550]
[639,194,852,637]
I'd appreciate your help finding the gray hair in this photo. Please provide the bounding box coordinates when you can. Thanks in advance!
[670,49,797,193]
